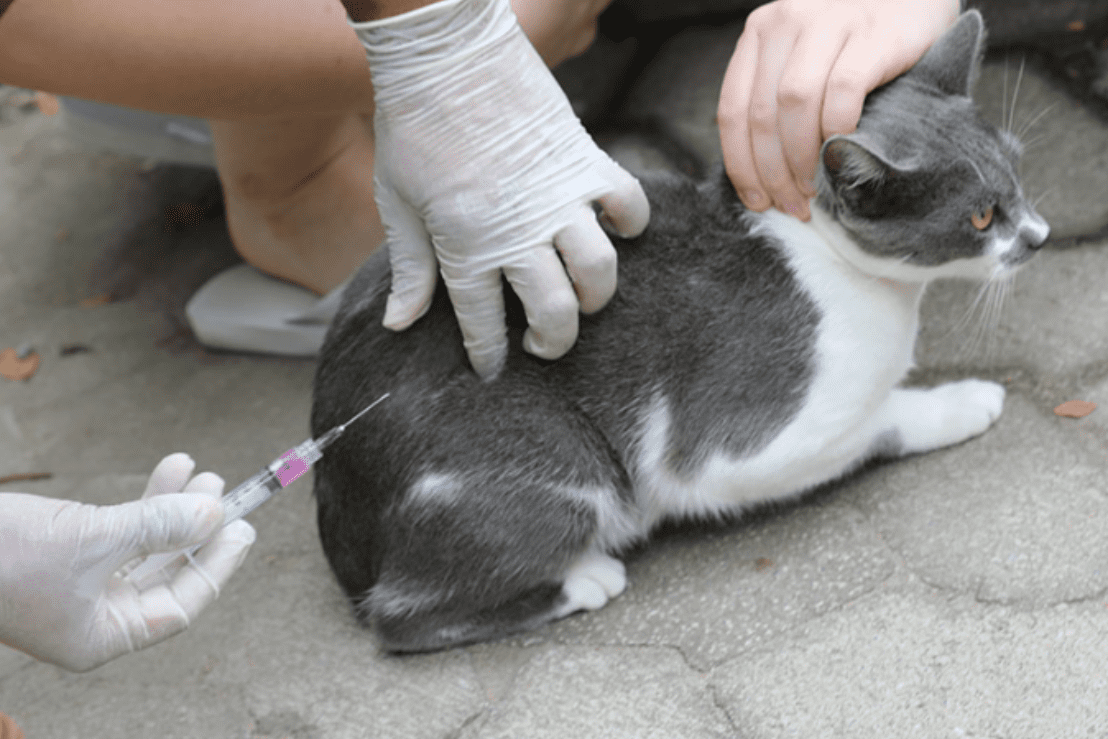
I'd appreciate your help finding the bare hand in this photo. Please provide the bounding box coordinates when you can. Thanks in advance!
[718,0,960,221]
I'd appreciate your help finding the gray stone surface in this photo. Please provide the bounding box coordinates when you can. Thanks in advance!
[5,14,1108,739]
[849,395,1108,607]
[458,645,734,739]
[711,582,1108,737]
[916,247,1108,382]
[545,501,897,670]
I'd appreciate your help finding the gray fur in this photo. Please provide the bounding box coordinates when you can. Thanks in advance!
[311,10,1042,652]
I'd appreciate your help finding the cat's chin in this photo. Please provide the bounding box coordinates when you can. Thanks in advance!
[789,206,997,285]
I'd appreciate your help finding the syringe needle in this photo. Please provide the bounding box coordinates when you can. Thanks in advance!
[315,392,390,450]
[124,391,390,587]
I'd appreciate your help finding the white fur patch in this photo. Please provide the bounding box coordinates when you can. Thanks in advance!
[632,206,943,525]
[361,578,448,619]
[1017,211,1050,245]
[555,549,627,618]
[406,472,463,505]
[553,483,643,553]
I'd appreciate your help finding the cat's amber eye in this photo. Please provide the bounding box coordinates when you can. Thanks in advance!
[971,207,994,231]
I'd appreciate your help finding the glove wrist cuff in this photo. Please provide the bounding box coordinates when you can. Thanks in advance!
[351,0,519,80]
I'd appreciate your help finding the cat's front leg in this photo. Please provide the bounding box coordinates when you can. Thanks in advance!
[870,379,1005,457]
[553,549,627,619]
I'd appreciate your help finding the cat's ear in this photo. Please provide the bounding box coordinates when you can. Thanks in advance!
[905,10,986,97]
[821,136,892,191]
[820,136,903,216]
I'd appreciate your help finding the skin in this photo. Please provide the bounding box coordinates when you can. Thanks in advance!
[0,0,375,118]
[719,0,961,222]
[1,0,959,291]
[0,0,610,294]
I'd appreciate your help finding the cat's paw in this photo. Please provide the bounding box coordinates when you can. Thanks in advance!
[938,378,1005,434]
[894,379,1005,454]
[555,550,627,619]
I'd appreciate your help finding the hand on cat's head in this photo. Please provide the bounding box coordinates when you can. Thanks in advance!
[717,0,961,222]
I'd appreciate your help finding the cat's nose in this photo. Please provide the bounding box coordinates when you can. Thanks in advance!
[1019,212,1050,250]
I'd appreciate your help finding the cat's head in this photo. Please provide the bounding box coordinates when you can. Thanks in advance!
[815,10,1049,282]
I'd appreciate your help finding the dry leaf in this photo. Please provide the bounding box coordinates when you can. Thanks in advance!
[754,557,774,572]
[34,92,59,116]
[79,293,112,308]
[0,472,52,485]
[1067,19,1087,32]
[1054,400,1096,419]
[0,348,40,381]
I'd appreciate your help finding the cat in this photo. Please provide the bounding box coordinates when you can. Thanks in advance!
[310,10,1050,652]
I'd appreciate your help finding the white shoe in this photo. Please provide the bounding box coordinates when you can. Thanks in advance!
[185,265,347,356]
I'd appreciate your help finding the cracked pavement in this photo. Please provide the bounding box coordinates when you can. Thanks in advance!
[4,13,1108,739]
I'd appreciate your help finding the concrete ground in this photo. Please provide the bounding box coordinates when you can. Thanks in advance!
[4,15,1108,739]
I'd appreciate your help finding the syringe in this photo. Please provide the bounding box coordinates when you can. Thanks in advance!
[125,392,389,587]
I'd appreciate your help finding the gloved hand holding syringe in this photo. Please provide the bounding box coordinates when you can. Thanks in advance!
[126,393,389,587]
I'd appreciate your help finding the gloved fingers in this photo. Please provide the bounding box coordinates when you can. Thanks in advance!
[140,453,196,499]
[553,208,618,315]
[594,164,650,239]
[106,493,224,564]
[502,247,580,361]
[376,179,438,331]
[442,268,510,380]
[106,520,256,658]
[181,470,225,499]
[117,470,225,579]
[168,520,256,616]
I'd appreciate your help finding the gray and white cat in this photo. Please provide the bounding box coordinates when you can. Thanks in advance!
[311,10,1050,652]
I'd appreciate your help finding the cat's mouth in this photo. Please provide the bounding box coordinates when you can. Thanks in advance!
[1000,247,1037,269]
[992,214,1050,272]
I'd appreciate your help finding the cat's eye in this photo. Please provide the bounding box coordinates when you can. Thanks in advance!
[971,207,994,231]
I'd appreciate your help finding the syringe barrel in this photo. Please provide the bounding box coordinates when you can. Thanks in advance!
[221,467,283,523]
[126,465,285,586]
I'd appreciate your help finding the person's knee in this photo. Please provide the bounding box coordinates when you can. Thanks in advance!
[512,0,613,66]
[208,112,369,205]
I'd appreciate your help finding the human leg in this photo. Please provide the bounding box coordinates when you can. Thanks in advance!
[210,109,381,295]
[207,0,615,299]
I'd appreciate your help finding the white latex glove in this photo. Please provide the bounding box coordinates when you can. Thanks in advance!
[0,453,255,672]
[718,0,960,220]
[353,0,650,379]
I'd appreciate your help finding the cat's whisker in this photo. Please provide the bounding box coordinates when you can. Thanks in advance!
[950,272,1015,362]
[1015,102,1058,142]
[983,274,1014,359]
[1017,132,1049,152]
[1008,57,1027,134]
[1031,186,1057,210]
[1002,56,1010,132]
[946,279,993,343]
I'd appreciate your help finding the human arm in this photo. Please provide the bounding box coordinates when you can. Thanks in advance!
[0,0,375,118]
[718,0,961,221]
[349,0,648,379]
[0,454,255,672]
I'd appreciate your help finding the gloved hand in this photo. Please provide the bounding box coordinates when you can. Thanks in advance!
[0,454,255,672]
[718,0,960,220]
[353,0,650,379]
